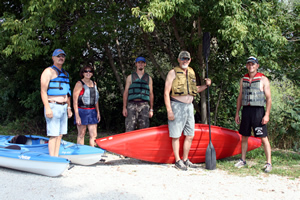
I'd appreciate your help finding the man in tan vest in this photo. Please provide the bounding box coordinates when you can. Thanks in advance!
[164,51,211,170]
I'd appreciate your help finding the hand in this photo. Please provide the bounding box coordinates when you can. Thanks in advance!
[205,78,211,86]
[149,110,153,118]
[122,108,127,117]
[261,115,269,125]
[167,110,175,121]
[235,113,240,124]
[97,113,101,122]
[68,109,73,118]
[76,116,81,125]
[45,108,53,119]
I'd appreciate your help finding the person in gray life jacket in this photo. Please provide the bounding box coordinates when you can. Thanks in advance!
[122,56,154,132]
[73,66,100,147]
[164,51,211,171]
[40,49,73,157]
[235,56,272,173]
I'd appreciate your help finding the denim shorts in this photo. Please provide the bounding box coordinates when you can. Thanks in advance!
[44,103,68,136]
[74,108,98,125]
[168,100,195,138]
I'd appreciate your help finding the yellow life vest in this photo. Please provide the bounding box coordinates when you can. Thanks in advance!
[171,66,197,97]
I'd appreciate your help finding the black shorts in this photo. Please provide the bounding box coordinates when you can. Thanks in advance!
[239,106,268,137]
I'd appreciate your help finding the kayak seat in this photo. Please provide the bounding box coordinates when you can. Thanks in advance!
[25,138,47,145]
[25,139,32,145]
[10,135,27,144]
[5,145,21,150]
[40,139,47,144]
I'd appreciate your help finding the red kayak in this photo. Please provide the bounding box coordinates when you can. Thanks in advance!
[95,124,261,164]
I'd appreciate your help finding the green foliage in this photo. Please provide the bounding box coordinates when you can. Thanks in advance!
[267,75,300,151]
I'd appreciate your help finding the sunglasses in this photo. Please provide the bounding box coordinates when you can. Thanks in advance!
[57,54,65,58]
[180,57,190,61]
[84,70,93,73]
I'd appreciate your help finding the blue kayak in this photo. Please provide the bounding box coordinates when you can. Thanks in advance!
[0,135,105,165]
[0,146,69,176]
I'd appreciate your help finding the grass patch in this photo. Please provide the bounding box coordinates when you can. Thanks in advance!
[217,147,300,179]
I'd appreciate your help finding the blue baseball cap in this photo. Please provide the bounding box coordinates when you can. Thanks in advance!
[52,49,66,57]
[135,57,146,63]
[246,56,258,64]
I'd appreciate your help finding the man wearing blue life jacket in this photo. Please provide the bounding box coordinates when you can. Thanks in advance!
[122,56,154,132]
[40,49,73,157]
[235,56,272,173]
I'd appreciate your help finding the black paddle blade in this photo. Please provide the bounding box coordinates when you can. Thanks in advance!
[202,32,211,59]
[205,141,216,170]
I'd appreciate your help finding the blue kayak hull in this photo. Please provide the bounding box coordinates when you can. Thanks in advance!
[0,135,105,165]
[0,147,69,177]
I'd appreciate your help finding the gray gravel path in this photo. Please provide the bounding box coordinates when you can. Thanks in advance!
[0,153,299,200]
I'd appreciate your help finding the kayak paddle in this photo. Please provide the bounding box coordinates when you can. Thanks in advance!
[203,32,216,170]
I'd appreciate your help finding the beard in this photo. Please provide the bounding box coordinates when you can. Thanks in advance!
[138,68,143,71]
[182,64,188,69]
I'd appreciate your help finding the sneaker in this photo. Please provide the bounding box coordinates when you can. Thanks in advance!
[183,159,198,168]
[234,159,246,168]
[175,160,187,171]
[264,163,272,173]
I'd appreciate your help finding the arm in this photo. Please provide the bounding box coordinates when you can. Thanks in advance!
[67,96,72,118]
[196,78,211,93]
[73,81,83,125]
[235,78,243,124]
[95,82,101,122]
[262,76,272,125]
[122,75,131,117]
[148,76,154,118]
[40,68,53,118]
[164,70,176,121]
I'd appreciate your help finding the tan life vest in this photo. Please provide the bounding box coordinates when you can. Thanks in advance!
[171,66,197,97]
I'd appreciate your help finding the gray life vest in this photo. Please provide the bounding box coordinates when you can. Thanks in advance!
[78,80,99,108]
[242,73,265,106]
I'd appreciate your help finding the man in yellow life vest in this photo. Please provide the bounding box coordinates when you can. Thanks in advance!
[235,56,272,173]
[123,57,154,132]
[164,51,211,171]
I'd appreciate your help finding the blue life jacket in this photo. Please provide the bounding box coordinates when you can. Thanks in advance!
[78,80,99,108]
[47,65,71,96]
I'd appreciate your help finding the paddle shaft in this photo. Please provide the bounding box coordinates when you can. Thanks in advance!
[203,32,212,142]
[205,58,212,142]
[203,32,216,170]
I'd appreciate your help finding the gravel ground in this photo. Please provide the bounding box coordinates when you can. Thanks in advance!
[0,153,299,200]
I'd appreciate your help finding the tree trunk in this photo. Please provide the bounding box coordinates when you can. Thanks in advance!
[200,68,208,124]
[115,37,127,81]
[104,44,124,94]
[214,83,223,125]
[171,16,187,50]
[153,29,178,67]
[195,17,208,124]
[142,31,166,80]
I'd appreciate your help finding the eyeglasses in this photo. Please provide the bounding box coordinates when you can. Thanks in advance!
[180,57,190,61]
[84,70,93,73]
[57,55,65,58]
